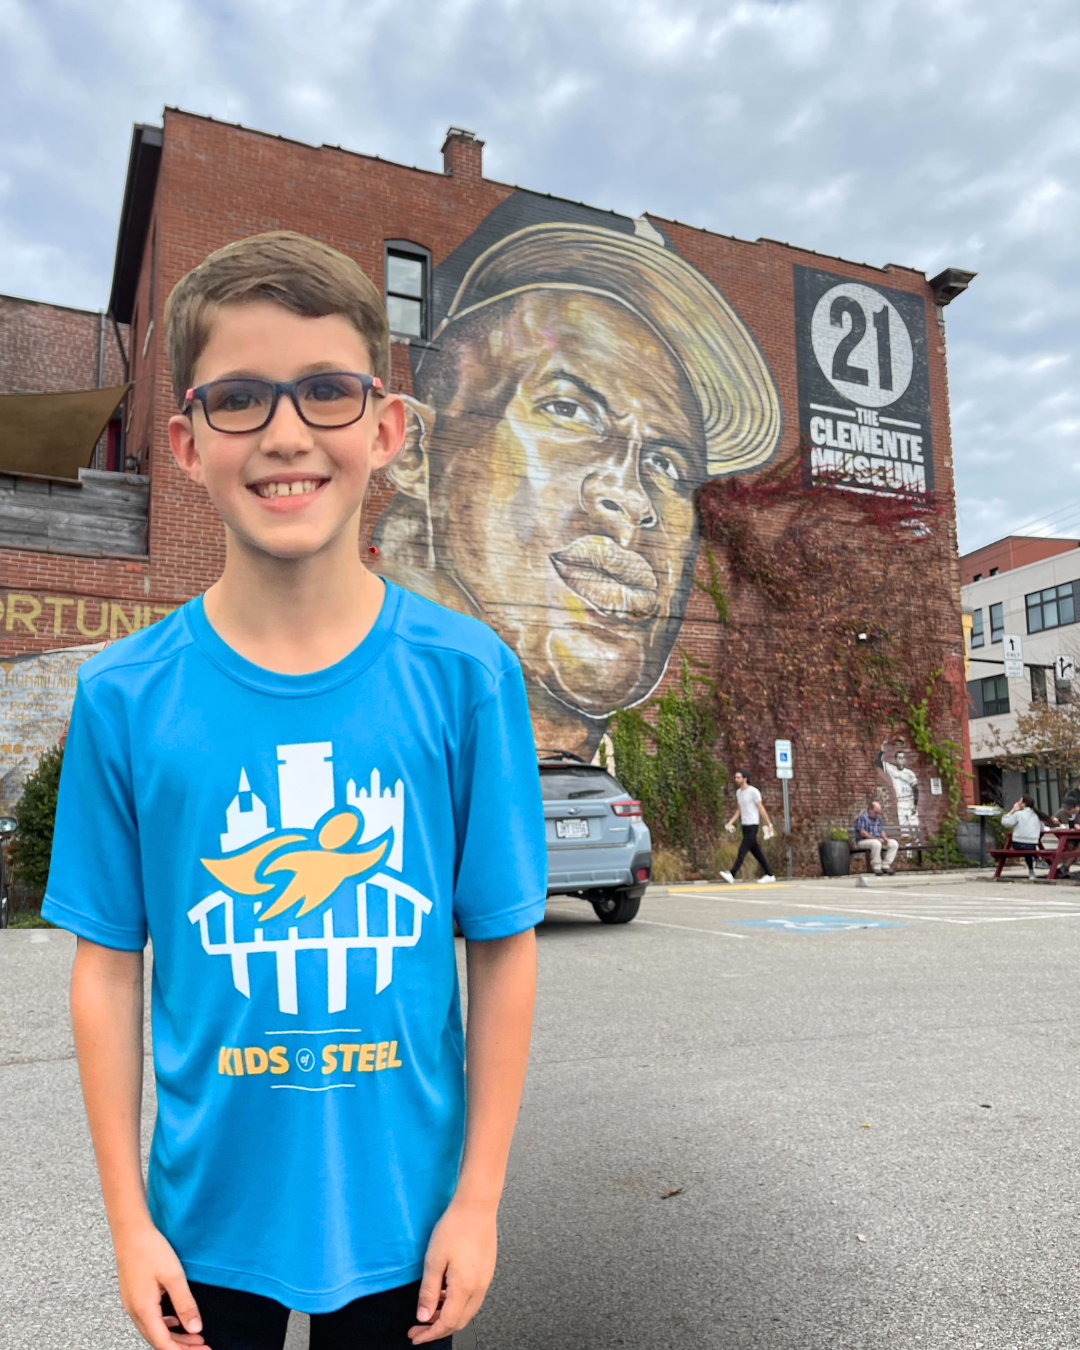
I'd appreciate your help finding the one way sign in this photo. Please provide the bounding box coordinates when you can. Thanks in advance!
[1003,634,1024,680]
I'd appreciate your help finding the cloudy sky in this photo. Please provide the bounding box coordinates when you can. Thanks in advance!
[2,0,1076,553]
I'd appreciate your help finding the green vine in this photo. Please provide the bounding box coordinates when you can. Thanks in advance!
[905,669,967,866]
[608,654,727,869]
[692,544,729,625]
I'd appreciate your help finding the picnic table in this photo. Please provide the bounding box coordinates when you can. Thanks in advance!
[990,826,1080,880]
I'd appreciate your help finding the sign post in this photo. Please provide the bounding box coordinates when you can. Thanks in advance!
[775,739,794,879]
[1003,634,1024,681]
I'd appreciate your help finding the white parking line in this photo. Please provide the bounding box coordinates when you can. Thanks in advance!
[667,887,1080,926]
[636,920,749,940]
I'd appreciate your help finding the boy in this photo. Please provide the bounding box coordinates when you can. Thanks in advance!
[42,232,546,1350]
[719,769,776,884]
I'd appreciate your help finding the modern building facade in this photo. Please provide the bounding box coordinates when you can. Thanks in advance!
[1,109,973,845]
[964,543,1080,813]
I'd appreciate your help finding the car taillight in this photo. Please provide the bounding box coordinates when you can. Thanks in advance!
[611,800,642,817]
[636,866,650,881]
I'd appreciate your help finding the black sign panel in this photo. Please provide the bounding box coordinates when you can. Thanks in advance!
[794,265,934,495]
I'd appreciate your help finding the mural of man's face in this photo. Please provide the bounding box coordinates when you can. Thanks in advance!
[895,752,906,769]
[416,290,708,715]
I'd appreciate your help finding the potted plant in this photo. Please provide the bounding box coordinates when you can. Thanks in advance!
[819,828,851,877]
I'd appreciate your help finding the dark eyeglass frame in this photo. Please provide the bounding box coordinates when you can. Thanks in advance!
[183,371,385,433]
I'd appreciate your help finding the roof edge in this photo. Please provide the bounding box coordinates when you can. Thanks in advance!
[107,123,163,323]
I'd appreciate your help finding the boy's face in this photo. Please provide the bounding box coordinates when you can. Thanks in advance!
[169,301,404,561]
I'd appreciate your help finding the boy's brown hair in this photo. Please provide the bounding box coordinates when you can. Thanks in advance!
[164,231,390,405]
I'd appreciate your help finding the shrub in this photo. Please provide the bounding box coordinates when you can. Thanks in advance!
[10,744,64,896]
[651,848,692,886]
[608,656,726,870]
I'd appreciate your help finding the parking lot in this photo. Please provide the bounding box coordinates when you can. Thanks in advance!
[5,868,1080,1349]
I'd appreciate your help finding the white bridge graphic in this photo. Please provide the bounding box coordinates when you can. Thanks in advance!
[188,748,432,1013]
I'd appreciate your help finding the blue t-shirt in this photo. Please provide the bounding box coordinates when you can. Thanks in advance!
[43,582,547,1312]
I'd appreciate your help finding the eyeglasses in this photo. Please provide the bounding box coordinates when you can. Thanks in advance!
[183,372,385,434]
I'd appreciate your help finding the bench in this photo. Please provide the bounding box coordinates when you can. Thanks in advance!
[846,824,924,871]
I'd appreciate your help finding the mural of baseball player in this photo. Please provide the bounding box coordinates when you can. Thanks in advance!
[374,199,782,757]
[877,741,920,838]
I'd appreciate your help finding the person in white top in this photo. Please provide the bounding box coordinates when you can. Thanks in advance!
[720,770,776,884]
[1001,794,1054,878]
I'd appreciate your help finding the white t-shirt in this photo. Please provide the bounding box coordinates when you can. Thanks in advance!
[736,785,762,825]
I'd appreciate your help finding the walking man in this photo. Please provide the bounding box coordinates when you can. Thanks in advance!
[720,770,776,884]
[853,801,899,874]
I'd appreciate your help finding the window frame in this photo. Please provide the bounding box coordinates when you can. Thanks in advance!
[384,240,431,342]
[970,608,984,649]
[990,601,1004,644]
[1026,580,1078,635]
[1031,665,1048,704]
[969,676,1011,718]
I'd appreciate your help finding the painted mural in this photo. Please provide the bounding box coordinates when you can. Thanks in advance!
[374,194,782,756]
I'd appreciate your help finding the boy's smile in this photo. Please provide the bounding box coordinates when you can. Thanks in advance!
[169,302,403,561]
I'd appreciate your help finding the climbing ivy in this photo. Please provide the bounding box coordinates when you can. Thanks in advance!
[905,669,968,866]
[608,655,727,869]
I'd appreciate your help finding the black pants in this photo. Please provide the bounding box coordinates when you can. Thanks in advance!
[167,1279,452,1350]
[733,824,771,877]
[1013,840,1037,873]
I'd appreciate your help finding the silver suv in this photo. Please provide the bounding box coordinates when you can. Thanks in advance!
[540,755,652,924]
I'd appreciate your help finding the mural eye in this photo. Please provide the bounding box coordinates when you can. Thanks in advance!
[644,450,681,483]
[543,397,593,426]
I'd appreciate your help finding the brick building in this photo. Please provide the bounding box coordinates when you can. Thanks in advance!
[0,109,975,845]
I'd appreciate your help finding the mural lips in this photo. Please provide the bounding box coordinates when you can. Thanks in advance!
[550,534,660,621]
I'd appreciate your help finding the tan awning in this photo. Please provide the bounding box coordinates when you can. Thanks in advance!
[0,385,131,481]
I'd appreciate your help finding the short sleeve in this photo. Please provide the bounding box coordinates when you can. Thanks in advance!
[41,674,147,950]
[452,663,547,939]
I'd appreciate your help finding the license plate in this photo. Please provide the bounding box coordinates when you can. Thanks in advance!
[556,818,590,839]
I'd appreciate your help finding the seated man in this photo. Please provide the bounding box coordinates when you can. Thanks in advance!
[853,801,899,874]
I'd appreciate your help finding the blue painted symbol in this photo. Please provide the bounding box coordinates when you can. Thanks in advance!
[296,1047,316,1072]
[733,915,906,932]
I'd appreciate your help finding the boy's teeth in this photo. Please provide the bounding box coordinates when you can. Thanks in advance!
[255,479,321,498]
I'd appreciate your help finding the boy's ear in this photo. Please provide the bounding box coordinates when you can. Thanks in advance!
[384,395,435,503]
[168,413,205,486]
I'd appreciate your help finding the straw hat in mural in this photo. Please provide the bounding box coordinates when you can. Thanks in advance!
[428,220,782,479]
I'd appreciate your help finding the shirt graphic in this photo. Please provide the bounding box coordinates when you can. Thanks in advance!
[190,747,432,1012]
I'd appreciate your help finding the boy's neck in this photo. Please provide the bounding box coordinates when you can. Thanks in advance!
[202,528,386,675]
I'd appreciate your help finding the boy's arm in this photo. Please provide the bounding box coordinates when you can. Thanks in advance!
[71,938,205,1350]
[410,927,537,1346]
[758,800,773,829]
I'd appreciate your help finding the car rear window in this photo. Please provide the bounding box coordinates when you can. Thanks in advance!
[539,767,625,801]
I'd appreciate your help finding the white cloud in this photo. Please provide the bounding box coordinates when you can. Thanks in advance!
[2,0,1080,549]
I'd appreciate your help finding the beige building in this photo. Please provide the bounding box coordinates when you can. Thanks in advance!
[963,539,1080,813]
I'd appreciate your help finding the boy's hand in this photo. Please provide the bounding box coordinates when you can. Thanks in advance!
[115,1220,206,1349]
[410,1197,497,1344]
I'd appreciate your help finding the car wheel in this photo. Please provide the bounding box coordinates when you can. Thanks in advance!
[591,890,641,924]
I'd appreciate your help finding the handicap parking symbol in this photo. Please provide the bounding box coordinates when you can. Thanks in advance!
[733,915,907,933]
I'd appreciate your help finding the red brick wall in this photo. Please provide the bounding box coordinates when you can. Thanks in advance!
[0,111,969,855]
[959,535,1080,584]
[0,295,128,395]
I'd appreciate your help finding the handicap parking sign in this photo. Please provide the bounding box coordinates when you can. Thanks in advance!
[733,915,906,933]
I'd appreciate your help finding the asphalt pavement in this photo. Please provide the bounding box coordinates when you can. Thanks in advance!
[4,868,1080,1349]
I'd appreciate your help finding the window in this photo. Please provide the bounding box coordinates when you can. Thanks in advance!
[989,567,998,576]
[973,573,982,580]
[1031,666,1048,704]
[968,674,1009,718]
[1057,675,1073,706]
[1026,581,1077,634]
[384,243,430,339]
[1023,766,1070,819]
[970,609,984,648]
[990,602,1004,643]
